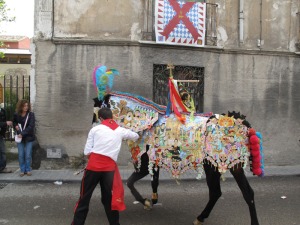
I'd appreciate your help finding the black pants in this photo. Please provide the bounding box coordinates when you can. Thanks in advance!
[72,170,120,225]
[197,162,259,225]
[0,138,7,171]
[127,152,159,204]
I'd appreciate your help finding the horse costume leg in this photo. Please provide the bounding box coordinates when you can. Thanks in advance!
[230,165,259,225]
[194,162,222,224]
[127,151,153,209]
[151,167,160,204]
[126,165,150,206]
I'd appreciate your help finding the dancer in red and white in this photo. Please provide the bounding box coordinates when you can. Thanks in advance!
[71,107,139,225]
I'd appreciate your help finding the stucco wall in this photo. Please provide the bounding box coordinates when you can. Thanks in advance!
[43,0,300,51]
[33,0,300,166]
[34,41,300,166]
[0,64,30,78]
[212,0,299,51]
[53,0,145,40]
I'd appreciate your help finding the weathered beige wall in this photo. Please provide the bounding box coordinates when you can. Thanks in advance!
[33,0,300,166]
[208,0,299,51]
[33,41,300,166]
[48,0,300,51]
[0,64,30,77]
[53,0,145,40]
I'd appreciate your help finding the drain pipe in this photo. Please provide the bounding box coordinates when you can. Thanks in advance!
[52,0,54,40]
[258,0,263,49]
[239,0,244,44]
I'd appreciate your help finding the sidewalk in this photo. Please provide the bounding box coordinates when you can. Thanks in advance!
[1,164,300,183]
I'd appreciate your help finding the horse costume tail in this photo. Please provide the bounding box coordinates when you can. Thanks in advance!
[249,128,264,177]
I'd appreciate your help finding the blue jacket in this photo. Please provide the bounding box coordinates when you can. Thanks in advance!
[13,112,35,142]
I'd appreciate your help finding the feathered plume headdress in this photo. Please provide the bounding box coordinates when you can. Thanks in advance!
[92,65,120,101]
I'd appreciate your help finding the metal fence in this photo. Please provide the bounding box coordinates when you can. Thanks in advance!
[2,68,30,121]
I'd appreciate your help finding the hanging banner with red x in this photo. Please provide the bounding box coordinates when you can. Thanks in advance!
[155,0,206,47]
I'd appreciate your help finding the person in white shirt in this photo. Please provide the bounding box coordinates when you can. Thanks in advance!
[71,107,139,225]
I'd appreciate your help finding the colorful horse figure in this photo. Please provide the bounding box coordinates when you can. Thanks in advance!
[93,91,262,225]
[92,65,264,225]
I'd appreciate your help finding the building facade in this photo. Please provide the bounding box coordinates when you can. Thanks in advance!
[33,0,300,166]
[0,36,31,119]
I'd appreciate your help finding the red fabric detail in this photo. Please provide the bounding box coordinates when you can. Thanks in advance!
[252,155,261,163]
[101,119,119,130]
[253,168,262,176]
[169,79,188,112]
[251,144,260,152]
[252,161,261,168]
[73,171,87,213]
[111,167,125,211]
[250,135,259,144]
[131,146,140,161]
[251,149,260,157]
[86,153,126,211]
[248,128,256,136]
[168,79,187,124]
[249,131,262,176]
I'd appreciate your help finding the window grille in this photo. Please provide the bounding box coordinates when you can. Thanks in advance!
[153,64,205,112]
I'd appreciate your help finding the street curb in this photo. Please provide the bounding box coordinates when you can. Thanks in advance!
[1,165,300,183]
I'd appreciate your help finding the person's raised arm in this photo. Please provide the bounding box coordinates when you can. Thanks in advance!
[121,128,139,141]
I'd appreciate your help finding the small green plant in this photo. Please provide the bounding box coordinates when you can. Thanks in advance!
[70,153,87,169]
[4,89,18,120]
[1,0,16,58]
[5,141,18,161]
[6,151,18,161]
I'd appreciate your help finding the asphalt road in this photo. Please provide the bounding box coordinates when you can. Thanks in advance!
[0,176,299,225]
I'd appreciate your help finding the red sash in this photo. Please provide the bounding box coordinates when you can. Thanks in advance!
[86,153,125,211]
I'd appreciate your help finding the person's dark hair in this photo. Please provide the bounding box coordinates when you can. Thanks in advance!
[16,99,31,115]
[98,107,113,120]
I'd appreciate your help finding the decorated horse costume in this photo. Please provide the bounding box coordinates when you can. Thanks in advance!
[92,65,264,225]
